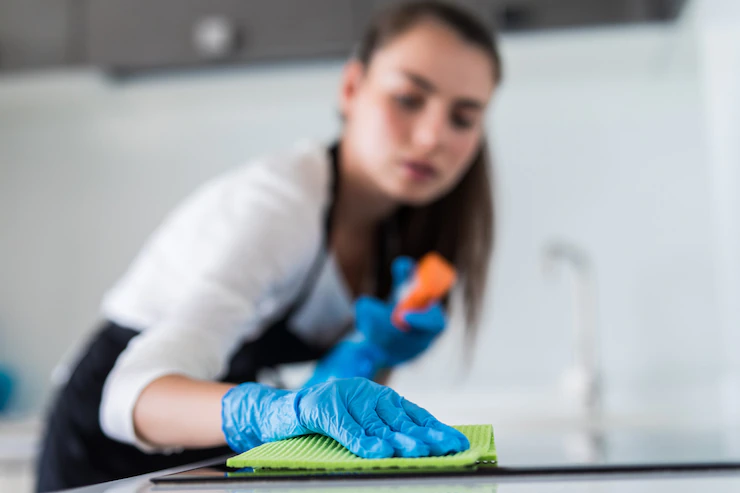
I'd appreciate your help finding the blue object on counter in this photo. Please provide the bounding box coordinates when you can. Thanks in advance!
[0,366,13,412]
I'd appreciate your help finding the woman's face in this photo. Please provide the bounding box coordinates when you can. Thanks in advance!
[341,19,497,206]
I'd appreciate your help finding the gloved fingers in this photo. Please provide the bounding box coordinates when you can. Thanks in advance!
[319,407,395,459]
[355,296,391,319]
[303,341,382,387]
[302,348,345,388]
[355,296,394,337]
[357,409,431,458]
[381,332,434,366]
[375,393,467,456]
[391,256,416,300]
[403,303,447,333]
[400,397,470,451]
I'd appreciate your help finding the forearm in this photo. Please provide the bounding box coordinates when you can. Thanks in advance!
[133,375,235,449]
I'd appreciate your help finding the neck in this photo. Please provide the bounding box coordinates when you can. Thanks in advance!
[334,139,398,234]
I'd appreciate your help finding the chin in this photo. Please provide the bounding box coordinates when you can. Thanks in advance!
[393,187,442,207]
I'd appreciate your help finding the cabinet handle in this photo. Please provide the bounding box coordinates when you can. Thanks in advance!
[192,15,240,59]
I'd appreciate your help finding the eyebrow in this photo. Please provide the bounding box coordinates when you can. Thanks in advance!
[402,70,485,110]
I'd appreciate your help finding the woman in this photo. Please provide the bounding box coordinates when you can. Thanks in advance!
[36,1,502,491]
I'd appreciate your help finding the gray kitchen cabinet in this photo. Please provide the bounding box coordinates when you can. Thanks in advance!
[0,0,80,71]
[0,0,688,74]
[351,0,686,35]
[490,0,665,31]
[352,0,498,32]
[84,0,356,71]
[493,0,688,30]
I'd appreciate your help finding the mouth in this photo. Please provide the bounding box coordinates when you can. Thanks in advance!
[401,160,438,181]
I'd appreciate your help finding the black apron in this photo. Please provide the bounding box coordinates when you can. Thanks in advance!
[35,145,342,493]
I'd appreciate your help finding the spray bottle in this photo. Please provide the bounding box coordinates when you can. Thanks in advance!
[391,252,457,330]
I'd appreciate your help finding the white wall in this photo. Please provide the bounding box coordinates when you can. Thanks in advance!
[692,0,740,445]
[393,21,722,428]
[0,13,724,428]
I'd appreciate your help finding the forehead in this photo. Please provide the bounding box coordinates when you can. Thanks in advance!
[368,19,496,101]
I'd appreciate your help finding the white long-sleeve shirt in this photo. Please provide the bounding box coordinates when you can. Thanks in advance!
[99,140,353,451]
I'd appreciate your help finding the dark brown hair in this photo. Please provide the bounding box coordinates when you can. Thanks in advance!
[358,1,502,333]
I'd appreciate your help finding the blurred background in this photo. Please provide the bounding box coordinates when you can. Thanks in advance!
[1,0,739,491]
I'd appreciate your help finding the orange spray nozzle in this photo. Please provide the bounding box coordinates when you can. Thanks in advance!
[391,252,457,330]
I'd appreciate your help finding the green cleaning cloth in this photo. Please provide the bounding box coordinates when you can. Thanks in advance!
[226,424,496,471]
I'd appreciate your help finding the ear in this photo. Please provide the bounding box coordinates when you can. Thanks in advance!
[339,59,366,120]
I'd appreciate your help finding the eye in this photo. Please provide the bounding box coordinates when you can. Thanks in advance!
[451,113,474,130]
[394,94,424,111]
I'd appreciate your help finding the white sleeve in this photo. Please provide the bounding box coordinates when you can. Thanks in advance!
[99,153,327,452]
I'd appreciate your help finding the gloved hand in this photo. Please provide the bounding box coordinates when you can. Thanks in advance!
[357,255,447,366]
[303,338,386,387]
[303,256,447,387]
[354,294,446,367]
[221,377,470,458]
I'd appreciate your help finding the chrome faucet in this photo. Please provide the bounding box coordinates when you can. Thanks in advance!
[543,240,605,462]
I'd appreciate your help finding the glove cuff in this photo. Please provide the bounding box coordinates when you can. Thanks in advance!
[221,382,308,453]
[335,334,389,377]
[303,335,389,388]
[354,339,388,378]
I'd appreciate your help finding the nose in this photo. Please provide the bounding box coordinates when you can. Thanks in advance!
[412,105,447,153]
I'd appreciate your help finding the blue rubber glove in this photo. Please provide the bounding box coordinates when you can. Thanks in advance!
[357,255,447,366]
[303,338,386,387]
[304,256,447,386]
[221,377,470,458]
[355,292,446,367]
